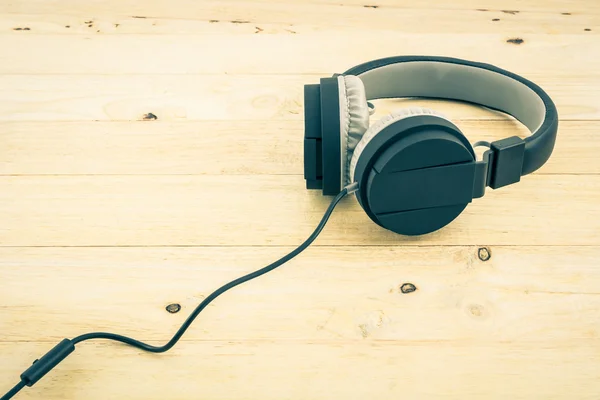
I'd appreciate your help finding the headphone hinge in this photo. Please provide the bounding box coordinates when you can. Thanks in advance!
[473,156,490,199]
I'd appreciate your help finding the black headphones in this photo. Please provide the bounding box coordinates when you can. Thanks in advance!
[304,56,558,235]
[1,56,559,400]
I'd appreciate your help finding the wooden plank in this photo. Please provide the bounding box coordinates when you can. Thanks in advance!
[1,0,598,25]
[0,33,598,75]
[0,175,598,246]
[267,0,598,13]
[0,120,598,175]
[1,246,599,343]
[0,1,598,399]
[302,0,600,14]
[0,74,597,121]
[2,340,598,400]
[250,0,600,14]
[1,0,597,16]
[0,5,598,35]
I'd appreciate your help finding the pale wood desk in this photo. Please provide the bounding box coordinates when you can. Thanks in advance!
[1,1,599,399]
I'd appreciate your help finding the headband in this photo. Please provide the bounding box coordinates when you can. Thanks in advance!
[342,56,559,179]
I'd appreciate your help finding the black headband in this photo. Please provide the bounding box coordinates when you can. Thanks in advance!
[343,56,559,178]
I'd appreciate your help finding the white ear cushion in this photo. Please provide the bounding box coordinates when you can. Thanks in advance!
[339,75,370,185]
[348,107,450,182]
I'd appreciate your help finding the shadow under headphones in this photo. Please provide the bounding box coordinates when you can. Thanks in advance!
[303,55,559,235]
[1,56,558,400]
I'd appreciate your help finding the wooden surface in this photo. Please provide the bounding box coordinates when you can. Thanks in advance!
[1,1,599,399]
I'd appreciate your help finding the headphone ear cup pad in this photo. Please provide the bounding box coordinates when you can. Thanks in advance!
[339,75,370,184]
[349,107,450,182]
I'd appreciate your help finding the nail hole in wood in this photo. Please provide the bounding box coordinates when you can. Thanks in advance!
[166,303,181,314]
[478,247,491,261]
[400,283,417,294]
[142,112,158,120]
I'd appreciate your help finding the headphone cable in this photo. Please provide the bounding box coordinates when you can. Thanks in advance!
[1,183,357,400]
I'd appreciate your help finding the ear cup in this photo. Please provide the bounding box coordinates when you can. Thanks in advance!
[339,75,370,184]
[349,107,476,236]
[349,107,450,182]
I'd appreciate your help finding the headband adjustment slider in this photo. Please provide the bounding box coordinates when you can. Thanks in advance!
[488,136,526,189]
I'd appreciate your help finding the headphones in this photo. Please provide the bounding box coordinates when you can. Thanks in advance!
[303,56,558,235]
[1,56,559,400]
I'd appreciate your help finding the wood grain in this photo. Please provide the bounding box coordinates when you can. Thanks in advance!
[1,0,599,399]
[1,120,599,175]
[2,245,600,398]
[2,341,598,400]
[0,33,598,75]
[2,0,599,16]
[1,246,599,342]
[0,4,598,35]
[0,74,597,121]
[0,175,598,246]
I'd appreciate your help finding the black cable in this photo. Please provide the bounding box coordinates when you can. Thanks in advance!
[1,382,25,400]
[1,186,354,400]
